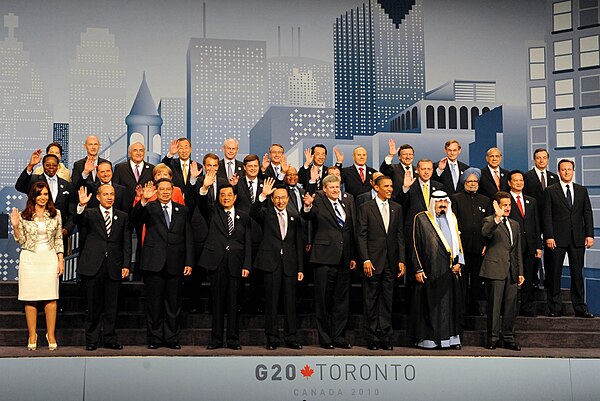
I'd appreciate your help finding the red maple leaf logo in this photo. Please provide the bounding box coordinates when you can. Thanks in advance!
[300,364,314,379]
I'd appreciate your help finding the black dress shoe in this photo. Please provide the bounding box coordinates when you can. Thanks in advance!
[504,342,521,351]
[104,343,123,350]
[379,342,393,351]
[285,341,302,350]
[206,343,222,350]
[520,310,538,317]
[166,342,181,350]
[85,344,97,351]
[332,341,352,349]
[486,341,497,350]
[227,344,242,350]
[148,343,161,350]
[575,311,595,318]
[320,343,334,350]
[450,344,462,350]
[367,342,379,351]
[266,343,278,350]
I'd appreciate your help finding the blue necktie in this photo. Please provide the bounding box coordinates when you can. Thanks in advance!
[333,203,344,228]
[163,205,170,228]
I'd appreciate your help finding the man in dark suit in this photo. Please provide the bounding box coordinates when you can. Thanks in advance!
[379,140,416,200]
[523,148,559,287]
[16,151,74,241]
[132,178,193,349]
[302,174,357,349]
[250,178,304,350]
[396,159,443,243]
[83,161,131,214]
[478,147,509,199]
[543,159,595,318]
[357,175,406,350]
[341,146,378,198]
[112,141,155,200]
[260,143,289,183]
[197,172,252,350]
[480,192,524,350]
[451,168,491,316]
[160,138,197,204]
[218,138,245,183]
[434,139,470,195]
[298,144,342,191]
[355,172,384,209]
[507,170,542,317]
[71,135,107,192]
[112,141,155,280]
[75,184,131,351]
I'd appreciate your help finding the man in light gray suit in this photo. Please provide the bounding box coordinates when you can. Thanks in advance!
[480,191,524,351]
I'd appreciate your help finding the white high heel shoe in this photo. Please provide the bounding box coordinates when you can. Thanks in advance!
[27,334,38,351]
[46,333,58,351]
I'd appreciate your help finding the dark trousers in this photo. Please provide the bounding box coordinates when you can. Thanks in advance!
[362,262,395,343]
[485,276,518,343]
[207,265,240,346]
[464,252,484,314]
[547,242,587,314]
[520,252,536,314]
[313,263,350,345]
[82,260,120,345]
[264,266,297,344]
[143,268,182,345]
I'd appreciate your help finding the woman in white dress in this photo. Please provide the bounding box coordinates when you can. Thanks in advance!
[11,181,64,350]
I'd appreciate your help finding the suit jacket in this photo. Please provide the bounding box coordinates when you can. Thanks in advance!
[71,156,108,191]
[131,200,194,275]
[509,194,542,255]
[302,193,356,267]
[451,191,491,254]
[85,182,132,215]
[197,194,252,276]
[160,156,197,201]
[112,161,155,199]
[357,199,405,274]
[249,199,304,276]
[396,179,443,229]
[355,190,376,209]
[235,177,264,212]
[15,169,75,234]
[75,207,131,280]
[218,159,245,182]
[341,165,377,198]
[480,215,523,282]
[379,161,416,200]
[434,160,470,195]
[543,182,594,247]
[478,166,509,199]
[523,168,559,217]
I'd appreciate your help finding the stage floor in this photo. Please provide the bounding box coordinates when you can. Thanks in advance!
[3,345,600,359]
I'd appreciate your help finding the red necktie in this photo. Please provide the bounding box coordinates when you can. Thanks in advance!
[493,170,500,190]
[359,167,365,183]
[517,195,525,218]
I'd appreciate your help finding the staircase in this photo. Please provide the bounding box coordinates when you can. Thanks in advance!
[1,281,599,348]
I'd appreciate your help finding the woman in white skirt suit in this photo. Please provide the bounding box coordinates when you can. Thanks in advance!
[11,181,64,350]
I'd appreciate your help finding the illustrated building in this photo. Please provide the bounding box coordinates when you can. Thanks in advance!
[125,73,162,165]
[268,57,332,107]
[334,0,425,139]
[68,27,126,163]
[158,97,186,157]
[0,13,53,187]
[187,38,267,158]
[52,123,69,167]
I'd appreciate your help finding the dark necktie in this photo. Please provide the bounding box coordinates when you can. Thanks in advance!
[163,205,170,227]
[104,210,112,237]
[226,210,234,236]
[333,202,344,228]
[566,184,573,209]
[502,217,513,244]
[540,171,546,189]
[248,180,254,204]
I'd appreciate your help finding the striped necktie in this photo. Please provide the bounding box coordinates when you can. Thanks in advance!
[104,210,112,237]
[226,210,234,235]
[333,202,345,228]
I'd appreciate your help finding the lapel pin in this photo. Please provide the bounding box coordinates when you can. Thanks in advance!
[114,216,118,220]
[60,184,64,189]
[290,216,294,221]
[482,208,486,212]
[175,207,179,212]
[236,215,240,219]
[501,173,504,177]
[525,200,529,204]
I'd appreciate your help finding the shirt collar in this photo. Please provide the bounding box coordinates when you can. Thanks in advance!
[99,205,112,215]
